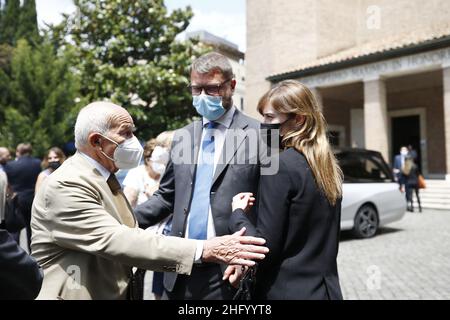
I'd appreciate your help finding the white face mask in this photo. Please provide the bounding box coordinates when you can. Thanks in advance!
[100,134,143,169]
[400,150,408,156]
[151,162,166,176]
[150,146,169,176]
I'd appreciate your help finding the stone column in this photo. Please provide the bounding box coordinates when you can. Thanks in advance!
[443,66,450,181]
[364,77,389,162]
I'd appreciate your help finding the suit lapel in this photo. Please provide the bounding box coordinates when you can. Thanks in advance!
[212,111,248,185]
[189,120,203,178]
[73,152,136,228]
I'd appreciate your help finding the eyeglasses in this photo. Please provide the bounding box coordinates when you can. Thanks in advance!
[188,79,232,96]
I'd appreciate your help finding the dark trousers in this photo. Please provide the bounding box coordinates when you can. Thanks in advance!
[18,192,33,250]
[405,184,422,212]
[163,264,236,300]
[152,271,164,297]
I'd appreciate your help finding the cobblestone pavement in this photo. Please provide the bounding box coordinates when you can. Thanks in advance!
[338,209,450,300]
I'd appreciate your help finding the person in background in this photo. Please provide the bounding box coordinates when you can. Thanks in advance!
[123,139,161,208]
[35,147,67,193]
[1,168,43,299]
[400,155,422,213]
[124,131,175,300]
[0,229,43,299]
[0,147,12,172]
[0,169,7,229]
[147,130,174,300]
[407,144,418,162]
[150,131,173,178]
[393,146,408,183]
[4,143,41,248]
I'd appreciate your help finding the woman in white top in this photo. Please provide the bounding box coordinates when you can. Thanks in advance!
[123,131,173,300]
[35,147,67,193]
[123,131,173,208]
[123,139,160,208]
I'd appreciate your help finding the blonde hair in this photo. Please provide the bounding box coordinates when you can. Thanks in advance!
[402,157,414,176]
[143,139,157,159]
[257,80,343,205]
[155,130,175,149]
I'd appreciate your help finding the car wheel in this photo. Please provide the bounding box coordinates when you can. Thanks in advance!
[352,204,379,239]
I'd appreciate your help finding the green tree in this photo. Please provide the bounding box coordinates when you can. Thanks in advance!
[51,0,210,140]
[0,0,40,45]
[16,0,40,44]
[0,0,20,45]
[0,39,84,157]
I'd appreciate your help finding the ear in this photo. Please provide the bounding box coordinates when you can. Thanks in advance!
[230,79,237,91]
[88,133,101,148]
[295,114,306,126]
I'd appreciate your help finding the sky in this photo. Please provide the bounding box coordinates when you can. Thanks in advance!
[35,0,246,51]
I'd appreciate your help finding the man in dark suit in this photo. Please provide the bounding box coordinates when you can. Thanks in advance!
[134,52,261,300]
[1,170,42,300]
[0,229,43,299]
[4,143,41,246]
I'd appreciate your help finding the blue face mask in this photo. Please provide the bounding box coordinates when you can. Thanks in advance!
[193,94,226,121]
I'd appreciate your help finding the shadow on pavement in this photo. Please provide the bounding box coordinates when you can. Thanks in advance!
[339,226,404,242]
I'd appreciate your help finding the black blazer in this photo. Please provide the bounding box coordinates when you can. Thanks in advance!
[4,156,41,195]
[401,163,419,187]
[0,229,43,299]
[230,148,343,300]
[134,109,261,292]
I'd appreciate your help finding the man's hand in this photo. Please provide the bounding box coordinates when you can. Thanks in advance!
[223,265,247,288]
[202,227,268,267]
[232,193,255,213]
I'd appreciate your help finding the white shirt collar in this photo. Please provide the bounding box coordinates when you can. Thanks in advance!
[202,105,236,129]
[79,151,111,180]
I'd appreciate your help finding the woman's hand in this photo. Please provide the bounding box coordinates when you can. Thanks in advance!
[223,265,247,288]
[232,192,255,213]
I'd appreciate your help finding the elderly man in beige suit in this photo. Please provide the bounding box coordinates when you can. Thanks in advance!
[31,102,268,300]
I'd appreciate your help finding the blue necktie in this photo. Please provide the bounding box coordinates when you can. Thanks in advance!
[188,121,216,240]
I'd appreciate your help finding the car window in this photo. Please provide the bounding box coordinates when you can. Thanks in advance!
[337,152,392,183]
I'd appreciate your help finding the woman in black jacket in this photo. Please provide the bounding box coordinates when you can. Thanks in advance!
[225,80,344,300]
[400,156,422,212]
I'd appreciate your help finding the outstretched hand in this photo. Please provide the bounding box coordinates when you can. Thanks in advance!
[202,227,268,267]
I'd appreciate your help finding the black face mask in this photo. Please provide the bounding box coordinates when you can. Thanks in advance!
[48,161,61,171]
[260,117,292,150]
[260,123,282,152]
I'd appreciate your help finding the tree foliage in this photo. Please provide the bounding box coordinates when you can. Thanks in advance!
[0,0,208,156]
[50,0,210,140]
[0,39,84,157]
[0,0,40,46]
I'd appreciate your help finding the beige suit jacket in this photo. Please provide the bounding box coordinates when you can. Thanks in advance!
[31,152,197,300]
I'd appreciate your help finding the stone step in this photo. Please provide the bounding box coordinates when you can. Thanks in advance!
[423,184,450,190]
[419,192,450,200]
[419,188,450,194]
[407,180,450,210]
[423,182,450,187]
[412,203,450,211]
[419,198,450,204]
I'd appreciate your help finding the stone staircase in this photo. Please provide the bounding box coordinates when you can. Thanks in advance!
[413,180,450,211]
